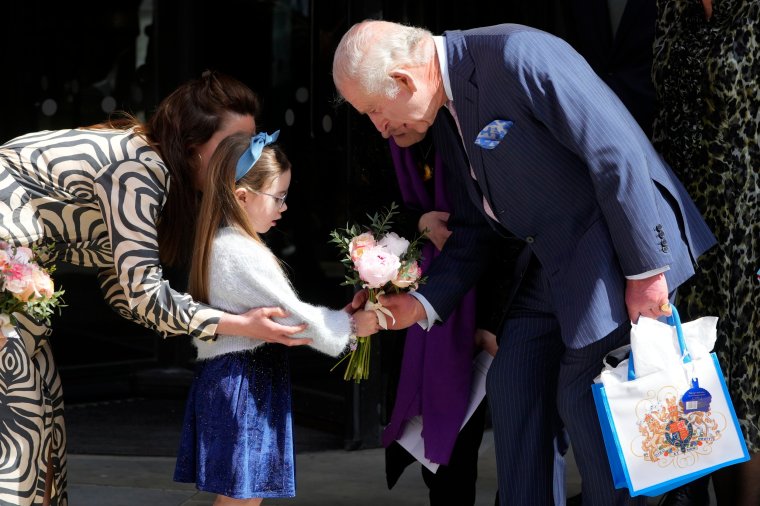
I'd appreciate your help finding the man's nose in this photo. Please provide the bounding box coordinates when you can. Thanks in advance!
[369,113,388,134]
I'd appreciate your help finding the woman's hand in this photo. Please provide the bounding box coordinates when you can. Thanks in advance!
[351,309,381,337]
[218,307,311,346]
[418,211,451,251]
[702,0,712,20]
[474,328,499,357]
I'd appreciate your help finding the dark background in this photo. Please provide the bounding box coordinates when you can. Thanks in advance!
[0,0,572,452]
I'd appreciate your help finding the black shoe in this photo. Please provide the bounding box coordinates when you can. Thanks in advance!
[659,476,710,506]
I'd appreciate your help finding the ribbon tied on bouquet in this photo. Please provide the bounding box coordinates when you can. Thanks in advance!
[364,290,396,330]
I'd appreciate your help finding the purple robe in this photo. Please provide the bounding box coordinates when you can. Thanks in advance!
[382,138,478,465]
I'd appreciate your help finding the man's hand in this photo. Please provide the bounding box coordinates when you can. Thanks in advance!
[418,211,451,251]
[625,273,671,324]
[376,292,426,330]
[474,328,499,357]
[218,307,311,346]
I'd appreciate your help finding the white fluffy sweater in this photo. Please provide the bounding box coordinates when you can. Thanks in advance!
[193,227,351,360]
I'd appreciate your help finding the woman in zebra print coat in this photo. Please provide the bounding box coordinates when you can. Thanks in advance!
[0,71,308,506]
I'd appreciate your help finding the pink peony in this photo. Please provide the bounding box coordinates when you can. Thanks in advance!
[355,246,401,288]
[349,232,377,264]
[392,260,422,289]
[5,263,35,301]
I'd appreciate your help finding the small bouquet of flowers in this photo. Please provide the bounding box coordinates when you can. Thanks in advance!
[329,202,425,382]
[0,240,65,339]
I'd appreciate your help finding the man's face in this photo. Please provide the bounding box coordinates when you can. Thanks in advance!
[338,76,438,140]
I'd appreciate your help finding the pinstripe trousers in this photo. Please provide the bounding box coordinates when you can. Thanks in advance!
[486,258,647,506]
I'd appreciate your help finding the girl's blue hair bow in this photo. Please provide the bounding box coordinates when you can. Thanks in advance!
[235,130,280,181]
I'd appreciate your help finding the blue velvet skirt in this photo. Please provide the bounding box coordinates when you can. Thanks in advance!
[173,345,295,499]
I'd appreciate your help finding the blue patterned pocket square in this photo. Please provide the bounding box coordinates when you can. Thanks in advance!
[474,119,514,149]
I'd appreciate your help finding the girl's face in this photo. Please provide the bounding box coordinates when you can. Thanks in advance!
[237,169,291,234]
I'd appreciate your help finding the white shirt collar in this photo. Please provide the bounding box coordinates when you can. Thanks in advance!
[433,36,453,102]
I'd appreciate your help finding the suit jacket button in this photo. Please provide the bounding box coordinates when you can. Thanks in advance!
[662,246,670,253]
[655,224,663,231]
[658,231,665,238]
[661,239,668,246]
[525,236,535,244]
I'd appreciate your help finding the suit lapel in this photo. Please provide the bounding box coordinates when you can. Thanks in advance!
[444,31,499,222]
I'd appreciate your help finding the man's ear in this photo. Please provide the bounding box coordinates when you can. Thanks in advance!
[390,69,417,93]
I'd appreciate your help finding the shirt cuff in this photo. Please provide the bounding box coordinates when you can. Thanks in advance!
[625,266,670,280]
[409,291,441,330]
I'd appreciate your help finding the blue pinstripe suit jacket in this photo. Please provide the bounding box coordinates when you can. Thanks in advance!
[417,24,716,349]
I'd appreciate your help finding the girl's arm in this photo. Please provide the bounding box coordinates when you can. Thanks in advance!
[210,230,378,357]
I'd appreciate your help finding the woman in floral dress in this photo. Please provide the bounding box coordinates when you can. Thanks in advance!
[652,0,759,503]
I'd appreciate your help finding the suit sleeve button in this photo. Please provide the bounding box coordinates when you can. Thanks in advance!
[525,236,535,244]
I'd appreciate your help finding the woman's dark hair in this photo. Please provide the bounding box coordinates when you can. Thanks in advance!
[139,70,260,268]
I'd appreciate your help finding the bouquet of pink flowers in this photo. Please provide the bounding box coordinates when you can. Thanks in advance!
[0,240,64,339]
[329,202,425,382]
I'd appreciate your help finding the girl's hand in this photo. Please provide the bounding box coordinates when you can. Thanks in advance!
[343,289,369,313]
[351,309,381,337]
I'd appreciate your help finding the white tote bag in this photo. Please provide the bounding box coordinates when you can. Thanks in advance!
[592,306,749,497]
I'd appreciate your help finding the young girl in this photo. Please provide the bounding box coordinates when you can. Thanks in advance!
[173,131,379,505]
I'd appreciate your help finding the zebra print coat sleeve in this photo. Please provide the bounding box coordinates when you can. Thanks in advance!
[0,128,221,340]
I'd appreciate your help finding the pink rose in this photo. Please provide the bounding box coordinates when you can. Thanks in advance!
[378,232,410,257]
[349,232,377,264]
[30,266,55,299]
[392,260,422,289]
[355,246,401,288]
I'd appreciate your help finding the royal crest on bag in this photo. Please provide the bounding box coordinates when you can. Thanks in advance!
[636,386,722,464]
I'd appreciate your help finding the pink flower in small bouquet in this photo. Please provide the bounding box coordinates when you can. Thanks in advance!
[0,240,65,339]
[329,203,425,382]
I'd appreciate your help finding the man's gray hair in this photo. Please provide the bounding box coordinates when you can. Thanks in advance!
[333,20,433,99]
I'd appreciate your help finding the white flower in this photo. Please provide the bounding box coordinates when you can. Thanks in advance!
[378,232,410,258]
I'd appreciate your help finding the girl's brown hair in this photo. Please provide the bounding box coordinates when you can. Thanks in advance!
[189,132,291,303]
[140,71,260,268]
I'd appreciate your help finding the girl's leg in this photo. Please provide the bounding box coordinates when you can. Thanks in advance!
[213,495,263,506]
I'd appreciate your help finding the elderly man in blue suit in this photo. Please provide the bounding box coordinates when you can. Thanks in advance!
[333,20,716,506]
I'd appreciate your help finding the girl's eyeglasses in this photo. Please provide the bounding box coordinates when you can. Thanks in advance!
[253,189,288,209]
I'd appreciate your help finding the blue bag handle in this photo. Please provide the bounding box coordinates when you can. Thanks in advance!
[627,304,691,380]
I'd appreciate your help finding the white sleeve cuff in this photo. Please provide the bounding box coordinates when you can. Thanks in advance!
[409,291,441,330]
[626,265,670,280]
